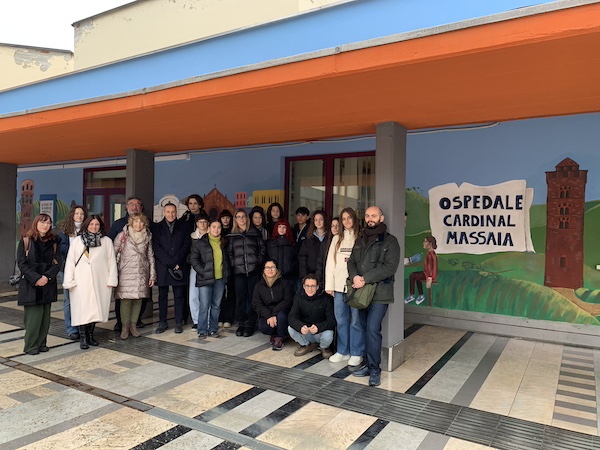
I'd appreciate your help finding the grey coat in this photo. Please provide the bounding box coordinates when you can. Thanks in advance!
[113,226,157,299]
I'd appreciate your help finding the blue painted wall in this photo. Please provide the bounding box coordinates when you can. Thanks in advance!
[0,0,553,115]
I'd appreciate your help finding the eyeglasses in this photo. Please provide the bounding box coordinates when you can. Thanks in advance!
[198,220,209,224]
[303,285,318,289]
[264,266,277,270]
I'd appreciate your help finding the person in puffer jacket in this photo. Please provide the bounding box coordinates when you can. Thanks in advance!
[324,207,365,368]
[267,219,296,282]
[227,209,266,337]
[114,213,156,340]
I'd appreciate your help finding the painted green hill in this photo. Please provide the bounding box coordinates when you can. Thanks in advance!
[408,270,600,325]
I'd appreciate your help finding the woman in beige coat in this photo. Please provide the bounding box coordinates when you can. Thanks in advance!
[114,213,156,339]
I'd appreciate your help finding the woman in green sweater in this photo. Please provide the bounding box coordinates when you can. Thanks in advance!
[190,220,230,339]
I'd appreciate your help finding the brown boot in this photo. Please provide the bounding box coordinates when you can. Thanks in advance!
[129,322,141,338]
[120,325,129,340]
[294,343,318,356]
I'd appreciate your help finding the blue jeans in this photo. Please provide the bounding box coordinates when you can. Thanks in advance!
[288,326,334,349]
[333,291,365,356]
[198,279,225,334]
[62,274,78,336]
[189,268,199,325]
[359,303,389,375]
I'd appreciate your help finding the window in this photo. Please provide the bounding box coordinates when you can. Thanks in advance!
[285,152,375,221]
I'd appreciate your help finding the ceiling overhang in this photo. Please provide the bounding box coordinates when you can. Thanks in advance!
[1,3,599,166]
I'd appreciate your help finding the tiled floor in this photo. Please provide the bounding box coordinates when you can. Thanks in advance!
[1,292,600,449]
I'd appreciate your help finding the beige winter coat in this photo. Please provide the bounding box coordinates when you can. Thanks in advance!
[324,229,356,293]
[113,226,157,300]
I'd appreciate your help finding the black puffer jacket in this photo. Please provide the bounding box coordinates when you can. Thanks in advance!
[190,234,230,287]
[17,237,62,306]
[227,226,266,276]
[288,288,335,333]
[298,234,327,282]
[252,274,294,319]
[267,236,296,277]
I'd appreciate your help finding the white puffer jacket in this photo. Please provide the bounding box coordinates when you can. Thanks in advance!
[324,229,356,293]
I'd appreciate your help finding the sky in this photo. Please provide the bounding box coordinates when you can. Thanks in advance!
[0,1,133,50]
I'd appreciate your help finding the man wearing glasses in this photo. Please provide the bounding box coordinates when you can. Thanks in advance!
[287,274,336,358]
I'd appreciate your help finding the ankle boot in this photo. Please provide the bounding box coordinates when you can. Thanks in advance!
[120,324,129,340]
[129,322,141,337]
[79,326,89,350]
[86,324,99,346]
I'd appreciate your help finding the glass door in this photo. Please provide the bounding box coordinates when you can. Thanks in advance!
[285,152,375,221]
[83,168,126,232]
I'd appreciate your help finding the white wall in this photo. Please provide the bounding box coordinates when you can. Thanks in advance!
[0,45,73,91]
[74,0,345,70]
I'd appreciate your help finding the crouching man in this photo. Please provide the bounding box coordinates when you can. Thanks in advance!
[288,274,336,359]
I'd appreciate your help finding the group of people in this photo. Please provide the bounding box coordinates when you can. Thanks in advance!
[17,195,401,387]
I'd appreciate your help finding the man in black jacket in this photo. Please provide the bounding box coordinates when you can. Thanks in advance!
[347,206,401,387]
[287,274,336,359]
[152,203,191,334]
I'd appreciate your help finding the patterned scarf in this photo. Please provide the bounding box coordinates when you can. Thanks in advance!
[81,230,103,249]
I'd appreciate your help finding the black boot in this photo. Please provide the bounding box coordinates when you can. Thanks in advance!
[79,326,89,350]
[86,323,99,346]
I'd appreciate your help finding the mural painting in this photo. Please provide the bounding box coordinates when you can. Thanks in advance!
[404,157,600,326]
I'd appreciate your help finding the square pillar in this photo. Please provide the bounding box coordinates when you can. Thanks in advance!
[0,164,17,287]
[375,122,407,371]
[126,149,155,218]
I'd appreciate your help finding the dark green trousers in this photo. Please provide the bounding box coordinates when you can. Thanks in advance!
[23,303,51,353]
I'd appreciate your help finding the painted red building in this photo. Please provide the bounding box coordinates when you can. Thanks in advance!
[544,158,587,289]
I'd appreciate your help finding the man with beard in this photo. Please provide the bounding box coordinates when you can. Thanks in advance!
[347,206,400,387]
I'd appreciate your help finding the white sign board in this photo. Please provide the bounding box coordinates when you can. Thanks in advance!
[429,180,535,254]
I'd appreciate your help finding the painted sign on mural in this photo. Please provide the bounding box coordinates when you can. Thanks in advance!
[429,180,535,254]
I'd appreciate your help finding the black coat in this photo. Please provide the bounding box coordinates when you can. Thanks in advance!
[252,276,294,319]
[151,219,191,286]
[17,237,62,306]
[315,234,334,288]
[267,236,296,277]
[190,234,230,287]
[347,229,401,304]
[298,235,327,282]
[227,226,266,276]
[288,288,335,333]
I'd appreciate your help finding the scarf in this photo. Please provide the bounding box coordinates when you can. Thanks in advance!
[364,222,387,247]
[208,234,223,280]
[128,227,146,245]
[167,220,175,234]
[81,230,102,249]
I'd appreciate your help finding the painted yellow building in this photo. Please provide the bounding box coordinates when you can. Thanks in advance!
[252,189,284,211]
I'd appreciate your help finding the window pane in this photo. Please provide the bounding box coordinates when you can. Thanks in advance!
[288,159,325,222]
[333,156,375,220]
[84,169,126,188]
[86,194,104,222]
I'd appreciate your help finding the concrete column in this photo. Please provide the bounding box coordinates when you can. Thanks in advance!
[125,149,155,218]
[0,164,17,288]
[375,122,407,371]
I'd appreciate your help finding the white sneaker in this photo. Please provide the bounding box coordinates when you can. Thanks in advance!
[404,295,415,304]
[329,352,350,363]
[223,322,231,328]
[416,295,425,305]
[218,322,224,328]
[348,356,363,367]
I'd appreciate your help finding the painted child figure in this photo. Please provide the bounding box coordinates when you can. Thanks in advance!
[405,236,438,305]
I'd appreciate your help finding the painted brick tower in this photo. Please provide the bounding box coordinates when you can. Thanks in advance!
[544,158,587,288]
[20,179,34,239]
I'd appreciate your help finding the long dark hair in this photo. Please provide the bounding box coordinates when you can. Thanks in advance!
[26,214,55,241]
[266,202,284,225]
[81,215,105,235]
[60,205,87,237]
[335,207,359,256]
[306,210,329,240]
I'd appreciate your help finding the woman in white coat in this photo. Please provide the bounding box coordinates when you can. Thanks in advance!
[325,207,364,367]
[63,215,118,350]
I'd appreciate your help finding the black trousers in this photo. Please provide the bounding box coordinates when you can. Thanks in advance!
[158,285,185,326]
